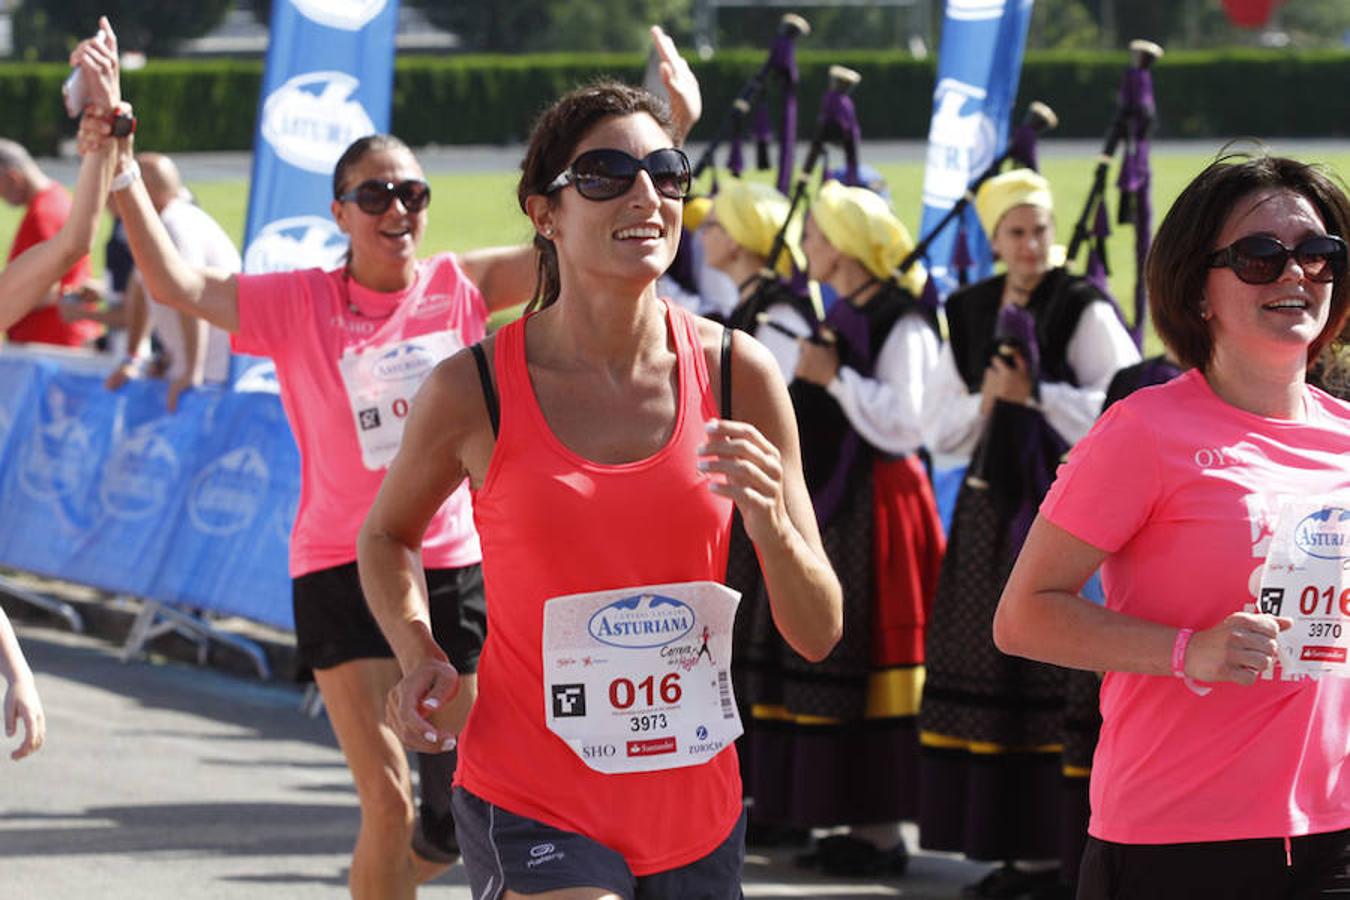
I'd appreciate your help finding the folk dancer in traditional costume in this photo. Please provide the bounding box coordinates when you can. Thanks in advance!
[916,169,1138,898]
[741,179,944,876]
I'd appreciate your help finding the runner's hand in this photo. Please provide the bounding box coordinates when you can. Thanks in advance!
[69,17,120,113]
[5,675,45,761]
[386,658,459,753]
[650,25,701,143]
[1185,612,1292,686]
[699,418,790,548]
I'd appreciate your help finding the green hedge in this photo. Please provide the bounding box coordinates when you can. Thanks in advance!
[1,48,1346,156]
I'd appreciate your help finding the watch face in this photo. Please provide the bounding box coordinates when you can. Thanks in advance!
[111,114,136,138]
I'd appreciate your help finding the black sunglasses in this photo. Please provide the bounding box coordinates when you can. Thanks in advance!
[1207,234,1347,285]
[545,148,691,202]
[336,179,432,215]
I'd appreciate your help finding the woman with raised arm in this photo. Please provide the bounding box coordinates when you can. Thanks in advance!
[74,22,700,900]
[995,153,1350,899]
[357,79,840,900]
[0,27,119,333]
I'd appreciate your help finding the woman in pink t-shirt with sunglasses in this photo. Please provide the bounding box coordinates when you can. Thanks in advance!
[995,153,1350,899]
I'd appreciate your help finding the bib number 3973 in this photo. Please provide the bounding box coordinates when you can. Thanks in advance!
[1258,498,1350,678]
[542,581,742,775]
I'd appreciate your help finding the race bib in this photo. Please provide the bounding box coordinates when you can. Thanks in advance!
[338,331,461,470]
[1257,498,1350,678]
[543,580,742,775]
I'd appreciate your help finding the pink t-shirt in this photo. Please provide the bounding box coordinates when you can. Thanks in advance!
[233,253,486,577]
[1042,369,1350,845]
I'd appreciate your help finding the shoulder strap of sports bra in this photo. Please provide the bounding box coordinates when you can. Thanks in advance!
[720,326,733,420]
[470,341,500,438]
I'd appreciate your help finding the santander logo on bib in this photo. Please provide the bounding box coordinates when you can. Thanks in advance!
[1294,506,1350,560]
[261,72,376,174]
[292,0,388,30]
[588,594,695,649]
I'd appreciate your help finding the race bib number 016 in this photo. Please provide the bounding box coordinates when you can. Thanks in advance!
[1258,498,1350,678]
[542,581,742,775]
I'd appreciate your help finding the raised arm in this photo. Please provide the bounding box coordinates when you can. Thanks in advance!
[459,244,539,314]
[0,143,116,332]
[650,25,701,143]
[704,328,842,662]
[104,138,240,333]
[357,349,493,751]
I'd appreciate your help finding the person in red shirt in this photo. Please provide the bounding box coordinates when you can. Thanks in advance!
[0,139,100,346]
[0,31,119,338]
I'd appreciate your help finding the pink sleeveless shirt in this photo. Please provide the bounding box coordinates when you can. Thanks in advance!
[457,303,742,875]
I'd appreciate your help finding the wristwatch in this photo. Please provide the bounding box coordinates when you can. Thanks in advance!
[108,110,137,137]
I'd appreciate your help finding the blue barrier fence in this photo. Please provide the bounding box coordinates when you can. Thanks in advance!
[0,350,297,630]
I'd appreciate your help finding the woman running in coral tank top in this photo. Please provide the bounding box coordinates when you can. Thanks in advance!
[358,74,842,900]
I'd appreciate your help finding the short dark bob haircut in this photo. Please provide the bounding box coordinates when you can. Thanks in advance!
[1146,150,1350,371]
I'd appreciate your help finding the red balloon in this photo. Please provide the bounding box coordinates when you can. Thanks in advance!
[1221,0,1283,28]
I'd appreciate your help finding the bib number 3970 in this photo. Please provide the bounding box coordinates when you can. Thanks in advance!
[1259,498,1350,678]
[542,581,742,775]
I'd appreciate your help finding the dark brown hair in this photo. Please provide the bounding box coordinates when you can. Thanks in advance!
[332,134,413,199]
[1146,151,1350,370]
[516,80,678,311]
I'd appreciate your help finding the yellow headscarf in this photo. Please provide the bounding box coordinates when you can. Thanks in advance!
[974,169,1054,240]
[710,180,804,278]
[810,179,927,298]
[682,196,712,232]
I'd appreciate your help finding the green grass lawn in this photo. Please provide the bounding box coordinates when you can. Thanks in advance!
[5,147,1348,355]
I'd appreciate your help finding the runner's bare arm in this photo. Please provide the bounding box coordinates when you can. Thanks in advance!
[358,348,494,748]
[0,142,117,332]
[99,139,240,334]
[703,326,842,662]
[460,244,540,314]
[995,514,1290,684]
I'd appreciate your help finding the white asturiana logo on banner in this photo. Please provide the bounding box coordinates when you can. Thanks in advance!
[100,427,179,520]
[946,0,1007,20]
[19,385,94,501]
[922,78,997,210]
[291,0,389,31]
[261,72,376,174]
[189,447,270,536]
[244,216,348,274]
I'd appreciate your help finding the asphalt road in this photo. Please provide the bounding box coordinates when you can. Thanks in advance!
[0,618,990,900]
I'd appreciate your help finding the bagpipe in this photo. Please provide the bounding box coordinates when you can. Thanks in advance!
[691,12,810,197]
[898,100,1059,286]
[735,63,864,344]
[1064,39,1164,350]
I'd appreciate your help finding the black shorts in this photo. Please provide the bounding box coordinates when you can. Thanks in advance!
[452,786,745,900]
[1076,829,1350,900]
[291,561,486,679]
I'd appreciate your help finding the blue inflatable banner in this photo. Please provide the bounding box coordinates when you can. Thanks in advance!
[242,0,399,277]
[0,352,297,630]
[234,1,401,385]
[917,0,1034,297]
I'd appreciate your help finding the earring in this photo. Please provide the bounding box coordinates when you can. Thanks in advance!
[541,227,554,239]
